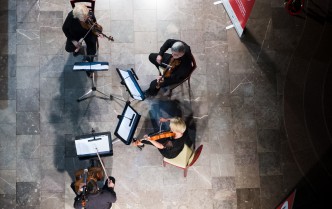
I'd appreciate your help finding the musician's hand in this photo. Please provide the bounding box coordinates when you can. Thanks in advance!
[72,40,81,52]
[107,179,115,188]
[143,135,150,141]
[132,140,144,146]
[98,33,104,38]
[157,76,163,81]
[159,117,169,123]
[78,183,86,192]
[156,55,162,64]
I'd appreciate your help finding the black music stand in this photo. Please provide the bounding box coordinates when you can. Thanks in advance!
[74,61,126,102]
[75,129,113,160]
[114,102,141,145]
[116,68,145,101]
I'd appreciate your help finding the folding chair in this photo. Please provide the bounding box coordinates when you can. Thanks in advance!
[163,144,203,177]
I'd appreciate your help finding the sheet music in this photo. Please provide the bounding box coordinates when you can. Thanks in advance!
[73,64,108,70]
[75,134,110,155]
[117,107,136,141]
[73,62,109,71]
[119,69,143,100]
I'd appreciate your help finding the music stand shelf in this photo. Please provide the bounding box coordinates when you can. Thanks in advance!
[73,62,126,102]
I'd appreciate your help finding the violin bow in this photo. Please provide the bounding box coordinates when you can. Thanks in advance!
[94,147,111,182]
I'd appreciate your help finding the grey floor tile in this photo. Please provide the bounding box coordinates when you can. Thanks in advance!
[17,88,39,112]
[16,182,41,206]
[17,158,41,182]
[0,194,16,209]
[0,170,16,194]
[16,112,40,135]
[0,145,16,169]
[17,135,40,159]
[0,123,16,147]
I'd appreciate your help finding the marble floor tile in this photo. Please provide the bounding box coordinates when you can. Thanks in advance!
[0,170,16,194]
[236,188,260,209]
[16,182,41,206]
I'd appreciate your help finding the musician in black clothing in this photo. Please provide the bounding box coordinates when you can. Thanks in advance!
[62,4,98,62]
[74,177,117,209]
[145,39,193,97]
[132,117,188,159]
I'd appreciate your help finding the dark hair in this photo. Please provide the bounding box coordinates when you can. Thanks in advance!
[86,179,99,194]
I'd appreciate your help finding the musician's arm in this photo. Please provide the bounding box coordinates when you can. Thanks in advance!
[62,12,76,40]
[158,39,178,56]
[159,117,170,123]
[143,138,165,149]
[62,12,81,50]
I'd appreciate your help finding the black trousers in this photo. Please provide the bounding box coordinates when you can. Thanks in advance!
[65,35,97,62]
[146,53,181,96]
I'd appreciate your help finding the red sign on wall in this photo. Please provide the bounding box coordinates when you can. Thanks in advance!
[275,190,296,209]
[222,0,255,37]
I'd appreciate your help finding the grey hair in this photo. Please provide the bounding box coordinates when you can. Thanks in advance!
[171,42,186,53]
[73,4,89,21]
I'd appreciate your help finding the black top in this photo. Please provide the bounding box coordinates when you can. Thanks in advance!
[74,188,116,209]
[62,11,96,41]
[158,39,193,82]
[144,131,188,159]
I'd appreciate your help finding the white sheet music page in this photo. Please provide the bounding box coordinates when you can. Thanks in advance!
[73,62,109,70]
[117,107,136,141]
[119,70,141,100]
[75,134,110,155]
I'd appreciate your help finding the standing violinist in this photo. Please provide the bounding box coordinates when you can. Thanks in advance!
[132,117,189,159]
[62,4,99,63]
[144,39,193,97]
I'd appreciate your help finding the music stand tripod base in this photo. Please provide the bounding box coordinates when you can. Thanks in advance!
[77,71,111,102]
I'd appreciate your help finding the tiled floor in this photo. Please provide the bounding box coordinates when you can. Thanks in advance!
[1,0,332,208]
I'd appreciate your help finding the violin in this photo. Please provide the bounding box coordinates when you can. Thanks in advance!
[156,58,181,89]
[80,17,114,41]
[146,131,176,141]
[164,58,181,78]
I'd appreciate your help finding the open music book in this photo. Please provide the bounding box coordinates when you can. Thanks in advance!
[73,62,109,71]
[75,132,113,158]
[116,68,145,101]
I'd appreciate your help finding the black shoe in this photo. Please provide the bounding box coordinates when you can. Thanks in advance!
[86,71,93,78]
[73,51,79,57]
[144,90,151,98]
[137,144,144,150]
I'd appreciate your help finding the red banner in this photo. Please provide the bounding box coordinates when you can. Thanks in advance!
[229,0,255,29]
[222,0,255,36]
